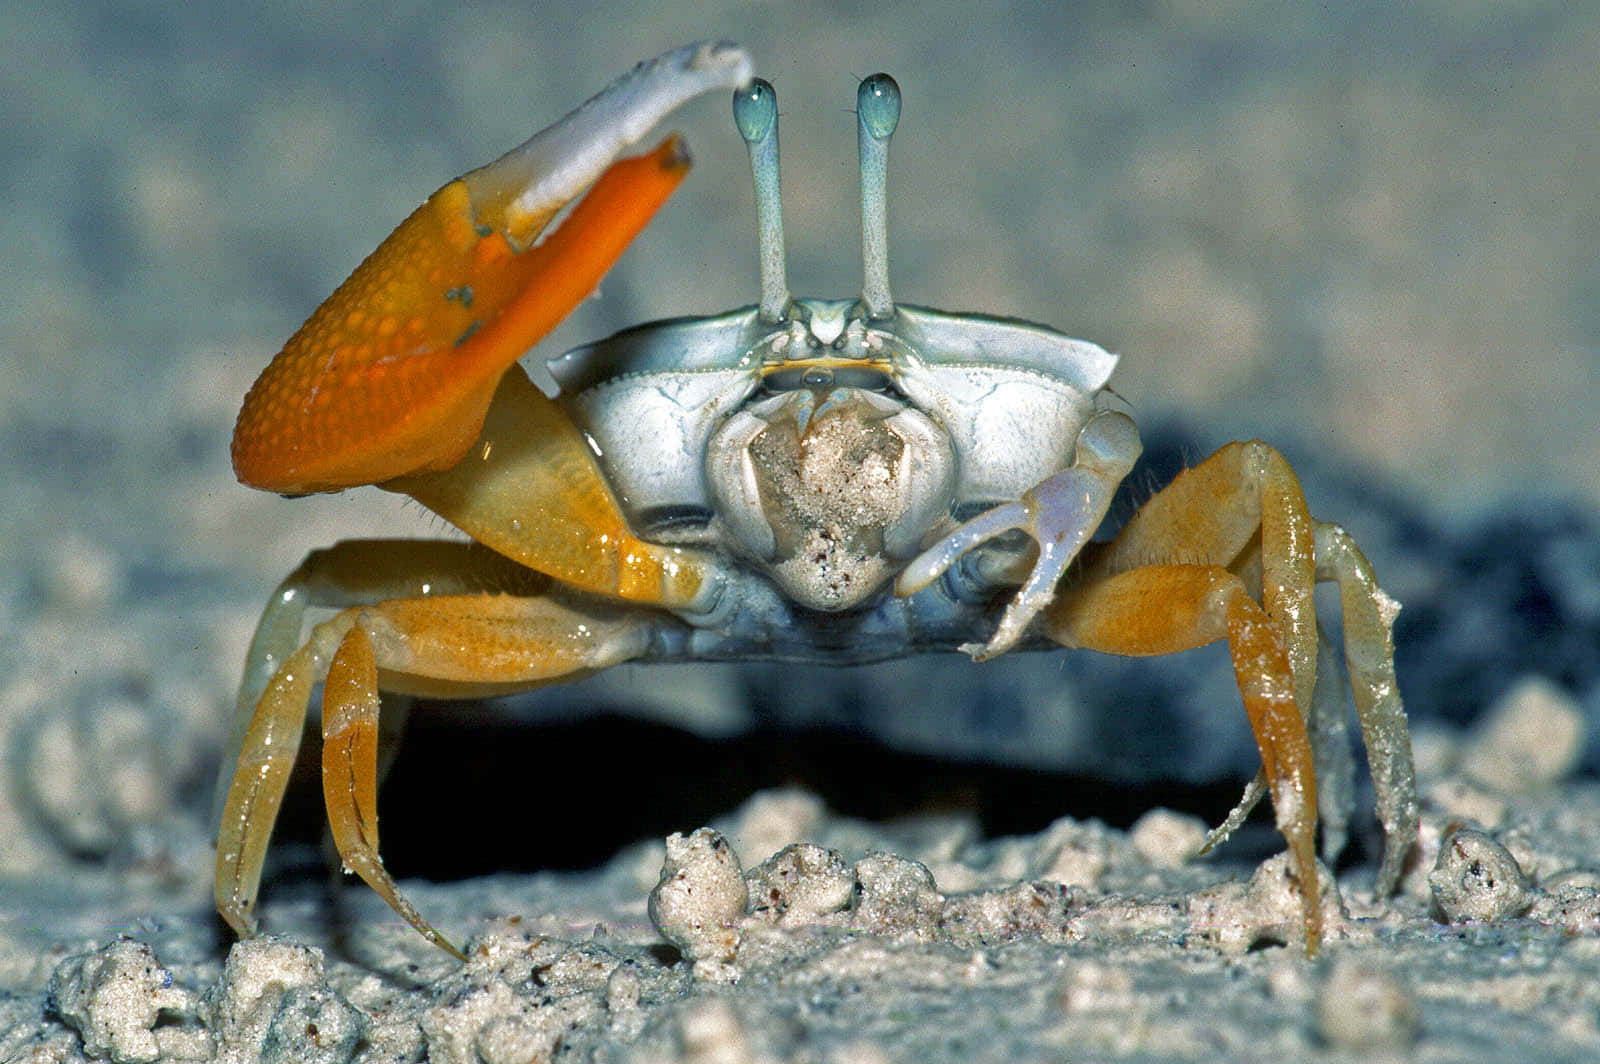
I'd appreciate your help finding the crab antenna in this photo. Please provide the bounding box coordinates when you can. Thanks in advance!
[734,78,791,322]
[857,72,900,319]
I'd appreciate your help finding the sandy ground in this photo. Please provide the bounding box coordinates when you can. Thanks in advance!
[6,743,1600,1063]
[4,3,1600,1061]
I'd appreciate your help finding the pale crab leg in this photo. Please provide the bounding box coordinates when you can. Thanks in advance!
[232,43,753,495]
[1314,520,1416,893]
[216,610,354,939]
[857,73,900,319]
[215,590,656,953]
[1308,633,1359,864]
[733,78,790,322]
[896,411,1142,660]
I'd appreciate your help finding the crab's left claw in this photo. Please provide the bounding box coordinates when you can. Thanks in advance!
[233,43,753,495]
[897,411,1141,660]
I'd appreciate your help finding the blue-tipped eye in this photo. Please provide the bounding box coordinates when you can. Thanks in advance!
[734,75,790,322]
[733,78,778,144]
[857,73,900,140]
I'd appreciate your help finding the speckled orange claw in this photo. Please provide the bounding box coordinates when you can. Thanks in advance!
[231,144,684,494]
[232,42,752,495]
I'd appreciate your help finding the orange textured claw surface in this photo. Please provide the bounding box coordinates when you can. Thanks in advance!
[232,138,690,494]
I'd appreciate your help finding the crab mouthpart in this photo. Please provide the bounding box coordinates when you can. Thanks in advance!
[707,387,953,611]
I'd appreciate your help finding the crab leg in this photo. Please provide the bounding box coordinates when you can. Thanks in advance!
[1204,632,1358,863]
[1048,564,1322,953]
[1085,440,1319,709]
[1314,521,1415,893]
[1081,441,1414,891]
[388,364,723,613]
[1051,441,1325,951]
[317,624,447,952]
[214,590,656,954]
[897,411,1141,659]
[1046,439,1415,952]
[1077,440,1319,863]
[218,540,537,910]
[216,541,547,824]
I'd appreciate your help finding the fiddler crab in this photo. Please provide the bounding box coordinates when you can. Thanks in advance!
[216,42,1416,959]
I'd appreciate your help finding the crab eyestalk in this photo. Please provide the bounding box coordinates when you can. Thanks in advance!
[857,72,901,320]
[734,78,791,323]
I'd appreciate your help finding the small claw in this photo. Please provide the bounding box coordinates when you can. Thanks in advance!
[898,411,1140,660]
[965,469,1111,660]
[894,500,1022,597]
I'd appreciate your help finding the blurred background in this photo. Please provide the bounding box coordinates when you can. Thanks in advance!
[2,2,1596,888]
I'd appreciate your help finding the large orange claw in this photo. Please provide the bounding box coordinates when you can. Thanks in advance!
[232,144,687,494]
[232,42,752,495]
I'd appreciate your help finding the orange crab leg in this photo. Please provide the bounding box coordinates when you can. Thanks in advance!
[1085,440,1318,713]
[1048,440,1330,952]
[215,589,656,950]
[214,539,555,834]
[388,364,718,610]
[232,140,690,495]
[316,623,468,957]
[1047,564,1322,953]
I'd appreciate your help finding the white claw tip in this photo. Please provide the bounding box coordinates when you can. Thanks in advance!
[470,42,755,237]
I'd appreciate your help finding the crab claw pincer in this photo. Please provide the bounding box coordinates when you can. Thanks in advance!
[232,43,753,495]
[897,410,1140,659]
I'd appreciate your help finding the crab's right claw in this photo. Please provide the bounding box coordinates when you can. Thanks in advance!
[232,43,753,496]
[896,411,1141,660]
